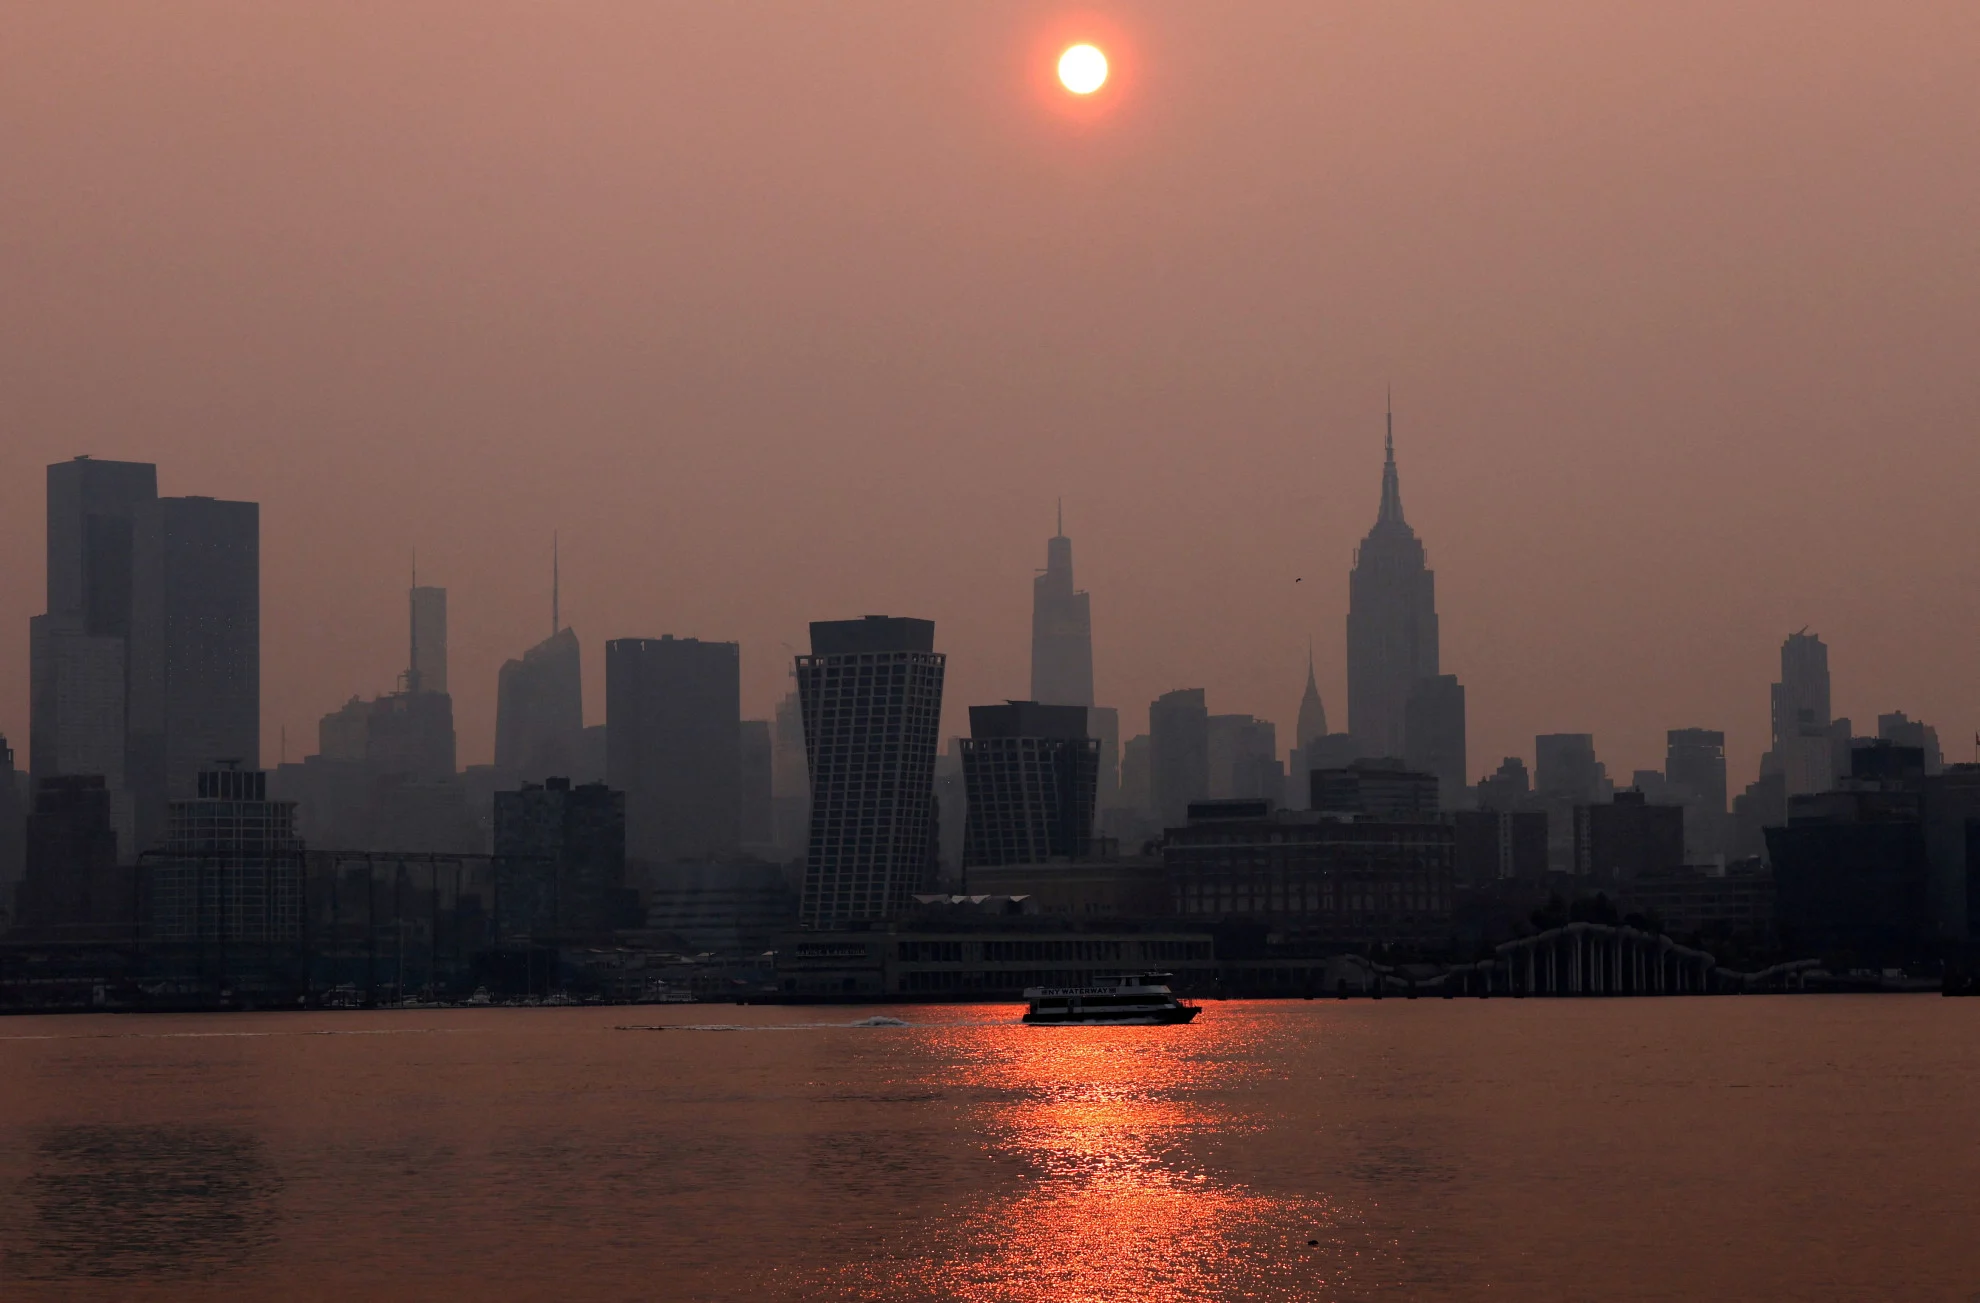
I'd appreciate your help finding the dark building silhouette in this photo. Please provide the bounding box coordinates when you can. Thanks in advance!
[1578,789,1685,883]
[740,719,774,849]
[1475,756,1532,811]
[12,775,128,939]
[1770,630,1844,797]
[0,736,23,926]
[147,768,303,948]
[1453,809,1548,887]
[1733,770,1787,862]
[1346,416,1438,760]
[1029,512,1093,708]
[1086,706,1120,809]
[1166,801,1454,946]
[1535,733,1608,874]
[796,616,946,929]
[771,688,809,860]
[1665,728,1729,862]
[494,627,584,783]
[30,457,157,851]
[1208,714,1279,801]
[127,494,259,853]
[607,636,741,864]
[1403,674,1466,809]
[492,778,628,939]
[960,701,1098,869]
[1310,758,1439,820]
[409,585,447,694]
[1878,711,1944,775]
[1149,689,1209,829]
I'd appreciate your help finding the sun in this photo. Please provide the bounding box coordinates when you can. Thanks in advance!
[1058,44,1108,95]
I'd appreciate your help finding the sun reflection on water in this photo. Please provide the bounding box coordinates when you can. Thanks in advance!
[844,1013,1358,1302]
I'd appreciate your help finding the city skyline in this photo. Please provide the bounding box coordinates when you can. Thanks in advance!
[3,4,1977,797]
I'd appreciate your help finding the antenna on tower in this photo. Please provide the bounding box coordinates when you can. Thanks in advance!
[1057,497,1063,537]
[552,532,560,636]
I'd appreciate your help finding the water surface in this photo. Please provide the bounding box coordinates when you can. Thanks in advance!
[1,998,1975,1300]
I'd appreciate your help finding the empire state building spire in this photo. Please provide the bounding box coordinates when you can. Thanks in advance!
[1378,398,1406,527]
[1346,403,1439,758]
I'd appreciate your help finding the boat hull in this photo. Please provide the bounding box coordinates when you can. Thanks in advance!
[1022,1005,1200,1026]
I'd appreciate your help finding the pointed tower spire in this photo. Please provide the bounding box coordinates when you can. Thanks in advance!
[552,531,560,636]
[1056,497,1064,538]
[1296,639,1328,749]
[1377,394,1405,526]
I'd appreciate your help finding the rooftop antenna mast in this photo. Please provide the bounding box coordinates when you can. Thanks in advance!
[552,532,560,636]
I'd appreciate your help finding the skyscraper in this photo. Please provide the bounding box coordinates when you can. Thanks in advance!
[796,616,945,929]
[1403,674,1467,809]
[409,585,447,694]
[960,701,1098,869]
[1770,631,1836,797]
[1149,688,1209,828]
[494,628,584,782]
[739,719,774,848]
[30,457,157,852]
[148,768,303,955]
[607,635,741,863]
[1346,414,1439,759]
[1029,511,1093,708]
[127,494,259,852]
[1665,728,1729,861]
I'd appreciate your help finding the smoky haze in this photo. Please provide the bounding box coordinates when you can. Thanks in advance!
[2,1,1977,784]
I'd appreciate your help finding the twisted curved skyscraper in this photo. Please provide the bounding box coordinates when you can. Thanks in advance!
[1346,415,1439,760]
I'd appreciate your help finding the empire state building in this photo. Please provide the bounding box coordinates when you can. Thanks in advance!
[1346,416,1439,759]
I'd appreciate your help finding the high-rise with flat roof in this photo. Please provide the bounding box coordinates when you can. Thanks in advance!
[607,636,741,863]
[960,701,1098,869]
[1403,674,1467,809]
[1346,414,1439,760]
[128,494,259,852]
[1149,689,1210,829]
[1666,728,1729,862]
[796,616,945,929]
[409,585,447,694]
[1029,513,1093,709]
[30,457,157,852]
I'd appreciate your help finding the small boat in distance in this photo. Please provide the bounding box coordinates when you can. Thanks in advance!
[1022,973,1200,1026]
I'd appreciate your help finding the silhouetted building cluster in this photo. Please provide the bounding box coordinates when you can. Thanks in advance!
[11,430,1979,1004]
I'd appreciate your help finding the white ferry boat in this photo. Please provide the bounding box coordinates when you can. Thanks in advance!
[1022,973,1200,1026]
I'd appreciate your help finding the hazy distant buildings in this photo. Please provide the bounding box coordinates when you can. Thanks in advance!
[1086,706,1120,808]
[147,768,302,949]
[607,636,741,864]
[796,616,946,929]
[1148,689,1209,828]
[492,777,628,940]
[771,688,809,861]
[128,494,260,852]
[1771,631,1843,797]
[960,701,1098,869]
[739,719,774,850]
[1029,515,1093,709]
[1208,714,1279,801]
[1403,674,1466,810]
[409,585,446,693]
[1310,758,1439,820]
[1578,788,1685,883]
[1665,728,1729,862]
[1475,756,1532,812]
[11,775,127,939]
[29,457,157,852]
[1535,733,1608,873]
[1346,421,1439,760]
[494,627,584,782]
[0,737,23,926]
[1878,711,1943,775]
[1166,802,1454,946]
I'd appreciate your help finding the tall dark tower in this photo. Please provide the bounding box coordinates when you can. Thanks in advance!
[1346,406,1439,760]
[1029,505,1094,708]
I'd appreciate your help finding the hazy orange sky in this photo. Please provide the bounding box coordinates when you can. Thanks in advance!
[3,2,1977,787]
